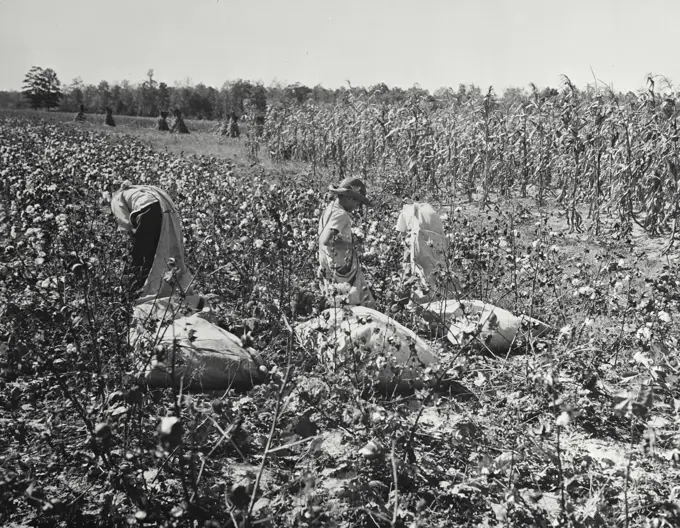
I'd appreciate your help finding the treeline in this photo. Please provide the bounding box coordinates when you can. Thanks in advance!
[1,68,566,121]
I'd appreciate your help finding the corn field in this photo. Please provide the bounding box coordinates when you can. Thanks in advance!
[262,78,680,239]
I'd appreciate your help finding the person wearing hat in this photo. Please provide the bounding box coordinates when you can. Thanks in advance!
[318,177,376,308]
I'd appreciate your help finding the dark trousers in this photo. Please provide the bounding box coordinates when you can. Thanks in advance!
[127,201,162,295]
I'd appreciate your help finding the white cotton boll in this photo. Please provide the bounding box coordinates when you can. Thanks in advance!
[658,311,671,323]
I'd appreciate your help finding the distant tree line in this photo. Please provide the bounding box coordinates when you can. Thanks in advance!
[4,66,568,121]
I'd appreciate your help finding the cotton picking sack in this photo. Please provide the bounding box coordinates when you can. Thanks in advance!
[420,299,551,355]
[296,306,470,396]
[130,296,262,391]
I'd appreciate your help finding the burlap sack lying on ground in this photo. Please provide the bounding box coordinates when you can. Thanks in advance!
[132,293,206,323]
[131,297,262,391]
[419,299,551,355]
[296,306,470,395]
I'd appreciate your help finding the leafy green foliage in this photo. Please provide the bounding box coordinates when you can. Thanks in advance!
[1,113,679,527]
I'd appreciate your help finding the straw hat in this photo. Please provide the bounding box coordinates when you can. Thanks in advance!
[328,177,372,207]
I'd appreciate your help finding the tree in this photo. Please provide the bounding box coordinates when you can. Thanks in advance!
[186,83,217,119]
[110,84,123,114]
[312,83,332,103]
[116,81,137,115]
[502,86,529,107]
[0,91,23,109]
[265,81,287,106]
[433,86,457,101]
[60,77,85,112]
[22,67,62,110]
[98,81,111,111]
[284,83,312,104]
[138,69,158,116]
[22,67,44,109]
[83,84,99,111]
[157,82,170,112]
[225,79,254,115]
[41,69,63,110]
[250,83,268,115]
[170,85,192,115]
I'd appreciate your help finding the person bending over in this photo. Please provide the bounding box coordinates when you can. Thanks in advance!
[110,181,197,304]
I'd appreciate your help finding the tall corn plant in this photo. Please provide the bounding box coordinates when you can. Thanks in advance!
[259,77,680,241]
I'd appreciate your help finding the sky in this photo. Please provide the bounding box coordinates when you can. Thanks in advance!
[0,0,678,94]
